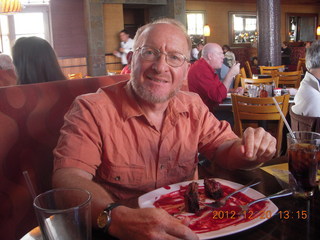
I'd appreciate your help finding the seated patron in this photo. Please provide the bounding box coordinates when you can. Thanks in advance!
[188,43,241,111]
[52,18,276,240]
[0,53,17,86]
[12,36,66,84]
[222,45,236,67]
[292,40,320,117]
[281,41,291,65]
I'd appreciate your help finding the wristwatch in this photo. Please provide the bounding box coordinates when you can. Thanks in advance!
[97,202,121,233]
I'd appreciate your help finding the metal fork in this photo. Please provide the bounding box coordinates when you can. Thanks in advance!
[239,188,293,212]
[202,179,261,209]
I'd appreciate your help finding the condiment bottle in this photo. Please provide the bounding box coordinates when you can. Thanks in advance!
[260,84,268,97]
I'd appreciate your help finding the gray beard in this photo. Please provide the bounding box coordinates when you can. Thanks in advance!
[130,77,181,104]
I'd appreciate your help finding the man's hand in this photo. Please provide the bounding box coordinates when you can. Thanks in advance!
[234,127,276,167]
[215,127,276,170]
[228,62,240,78]
[109,206,199,240]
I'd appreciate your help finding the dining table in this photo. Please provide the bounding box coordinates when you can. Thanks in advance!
[196,157,320,240]
[22,156,319,240]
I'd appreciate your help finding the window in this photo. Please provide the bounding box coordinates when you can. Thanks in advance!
[186,11,206,46]
[0,1,51,55]
[229,12,258,46]
[187,12,204,35]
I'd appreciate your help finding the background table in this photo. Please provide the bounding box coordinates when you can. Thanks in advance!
[197,158,320,240]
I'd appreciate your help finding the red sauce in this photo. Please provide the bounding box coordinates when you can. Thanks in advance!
[154,184,267,234]
[163,185,171,190]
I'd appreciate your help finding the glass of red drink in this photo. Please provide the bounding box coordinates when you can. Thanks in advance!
[287,131,320,198]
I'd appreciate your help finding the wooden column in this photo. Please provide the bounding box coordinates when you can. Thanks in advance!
[149,0,186,25]
[257,0,281,66]
[84,0,106,76]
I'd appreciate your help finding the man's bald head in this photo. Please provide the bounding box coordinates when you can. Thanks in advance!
[202,43,222,59]
[201,43,225,70]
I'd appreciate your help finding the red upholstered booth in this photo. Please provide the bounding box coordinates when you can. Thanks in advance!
[0,74,130,240]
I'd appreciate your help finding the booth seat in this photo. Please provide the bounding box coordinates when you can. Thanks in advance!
[0,74,130,240]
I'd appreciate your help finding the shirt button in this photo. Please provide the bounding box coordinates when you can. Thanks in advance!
[114,176,121,181]
[160,165,165,169]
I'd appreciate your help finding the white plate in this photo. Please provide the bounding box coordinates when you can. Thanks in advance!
[138,178,278,240]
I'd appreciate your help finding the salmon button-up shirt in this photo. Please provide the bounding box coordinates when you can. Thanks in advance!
[54,81,237,200]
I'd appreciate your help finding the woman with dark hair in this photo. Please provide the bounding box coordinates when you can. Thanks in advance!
[222,44,236,67]
[12,36,66,84]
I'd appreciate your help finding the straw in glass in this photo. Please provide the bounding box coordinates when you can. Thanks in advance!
[272,97,295,139]
[23,171,37,199]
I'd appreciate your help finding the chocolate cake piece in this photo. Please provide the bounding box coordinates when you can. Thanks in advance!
[204,178,223,200]
[184,182,200,213]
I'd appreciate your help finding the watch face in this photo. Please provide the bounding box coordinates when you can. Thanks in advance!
[97,211,108,228]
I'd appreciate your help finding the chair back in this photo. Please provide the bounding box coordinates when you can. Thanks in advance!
[240,67,247,78]
[260,65,285,75]
[244,61,253,78]
[231,94,290,156]
[296,58,306,74]
[241,77,279,88]
[234,74,241,88]
[289,107,320,133]
[276,70,302,88]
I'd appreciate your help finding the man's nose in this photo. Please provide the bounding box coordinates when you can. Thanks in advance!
[152,54,169,73]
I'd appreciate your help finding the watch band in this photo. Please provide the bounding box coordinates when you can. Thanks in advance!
[98,202,122,233]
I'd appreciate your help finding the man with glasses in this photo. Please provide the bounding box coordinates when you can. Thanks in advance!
[53,19,276,240]
[188,43,241,111]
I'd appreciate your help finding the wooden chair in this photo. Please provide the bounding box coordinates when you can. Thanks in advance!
[231,94,290,156]
[68,72,83,79]
[259,65,285,75]
[245,61,253,78]
[276,70,302,88]
[296,58,306,74]
[240,67,247,78]
[240,77,279,88]
[234,73,241,88]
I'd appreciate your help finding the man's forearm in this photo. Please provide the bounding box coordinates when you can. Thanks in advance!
[52,168,115,228]
[222,72,235,91]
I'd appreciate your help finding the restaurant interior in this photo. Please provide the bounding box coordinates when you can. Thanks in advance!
[0,0,320,240]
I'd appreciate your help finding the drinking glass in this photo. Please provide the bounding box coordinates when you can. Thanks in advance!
[33,188,92,240]
[247,85,259,97]
[287,131,320,198]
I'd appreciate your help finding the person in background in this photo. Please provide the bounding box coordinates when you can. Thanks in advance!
[188,43,241,112]
[222,44,236,67]
[292,40,320,117]
[113,29,134,66]
[120,51,133,75]
[281,41,291,65]
[0,53,17,86]
[12,37,66,84]
[191,42,204,62]
[52,18,276,240]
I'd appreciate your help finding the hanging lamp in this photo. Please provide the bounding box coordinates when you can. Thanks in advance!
[0,0,22,14]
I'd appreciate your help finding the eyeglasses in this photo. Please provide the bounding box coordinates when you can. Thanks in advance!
[135,46,189,68]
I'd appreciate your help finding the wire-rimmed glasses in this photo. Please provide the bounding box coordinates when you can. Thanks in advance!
[135,46,189,68]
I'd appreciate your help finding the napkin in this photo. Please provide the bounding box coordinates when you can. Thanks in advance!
[261,163,289,184]
[261,163,320,188]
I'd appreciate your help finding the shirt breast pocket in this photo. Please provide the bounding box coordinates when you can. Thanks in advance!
[100,164,146,187]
